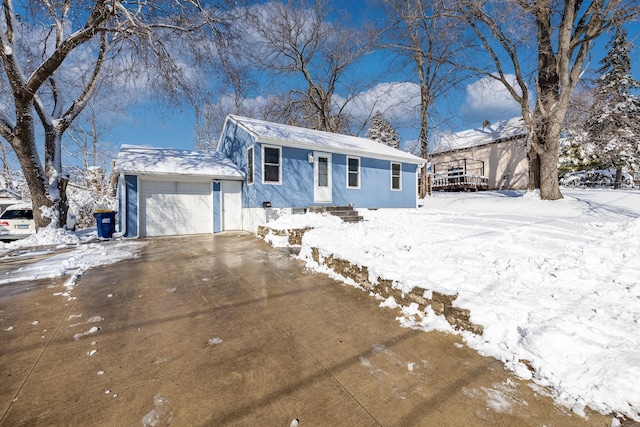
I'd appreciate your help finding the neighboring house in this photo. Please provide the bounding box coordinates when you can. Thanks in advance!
[0,188,22,214]
[431,117,529,191]
[113,115,424,237]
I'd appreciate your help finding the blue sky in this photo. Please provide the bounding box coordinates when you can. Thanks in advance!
[104,2,640,156]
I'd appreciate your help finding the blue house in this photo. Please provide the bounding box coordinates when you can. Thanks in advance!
[114,115,424,237]
[218,115,424,232]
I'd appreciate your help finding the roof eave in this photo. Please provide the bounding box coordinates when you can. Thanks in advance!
[115,170,245,180]
[255,136,425,165]
[432,133,528,155]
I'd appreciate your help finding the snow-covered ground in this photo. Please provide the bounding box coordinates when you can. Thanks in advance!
[0,227,144,289]
[2,188,638,421]
[264,189,640,421]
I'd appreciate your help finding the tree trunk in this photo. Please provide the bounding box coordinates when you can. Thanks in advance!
[10,135,54,228]
[420,86,429,159]
[614,167,622,189]
[538,145,562,200]
[527,150,540,190]
[530,119,563,200]
[9,101,67,229]
[44,129,68,228]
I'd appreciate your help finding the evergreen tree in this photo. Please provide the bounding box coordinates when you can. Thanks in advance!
[558,131,599,176]
[366,112,401,149]
[587,26,640,188]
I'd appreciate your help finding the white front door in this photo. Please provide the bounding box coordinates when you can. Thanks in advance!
[314,152,332,203]
[222,181,242,230]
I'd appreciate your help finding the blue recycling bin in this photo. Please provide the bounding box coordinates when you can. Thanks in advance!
[94,210,116,238]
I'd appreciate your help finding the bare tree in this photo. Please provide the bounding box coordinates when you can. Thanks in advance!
[245,0,375,133]
[0,140,14,189]
[380,0,465,159]
[193,9,253,151]
[379,0,466,197]
[0,0,232,229]
[66,100,121,172]
[454,0,639,200]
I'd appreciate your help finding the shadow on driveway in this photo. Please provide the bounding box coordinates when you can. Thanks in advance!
[0,234,612,426]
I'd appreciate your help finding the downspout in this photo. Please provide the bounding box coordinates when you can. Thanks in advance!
[112,174,127,238]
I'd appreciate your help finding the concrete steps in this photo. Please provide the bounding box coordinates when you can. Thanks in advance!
[308,205,363,223]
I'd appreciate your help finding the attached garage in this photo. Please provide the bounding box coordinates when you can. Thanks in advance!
[140,179,213,237]
[114,145,245,238]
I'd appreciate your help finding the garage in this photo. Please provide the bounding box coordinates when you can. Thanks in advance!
[114,145,245,238]
[140,179,213,237]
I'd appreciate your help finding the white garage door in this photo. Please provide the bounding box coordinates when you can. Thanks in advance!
[141,180,212,237]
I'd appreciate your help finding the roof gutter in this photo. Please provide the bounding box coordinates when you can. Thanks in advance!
[114,171,245,181]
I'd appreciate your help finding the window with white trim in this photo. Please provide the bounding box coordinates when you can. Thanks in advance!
[262,145,281,184]
[347,156,360,188]
[247,146,254,185]
[391,162,402,190]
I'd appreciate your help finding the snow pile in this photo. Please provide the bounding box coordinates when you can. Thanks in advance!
[265,212,344,230]
[0,224,145,289]
[270,189,640,420]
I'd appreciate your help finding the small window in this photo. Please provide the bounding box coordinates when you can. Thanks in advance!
[347,156,360,188]
[263,146,281,184]
[391,162,402,190]
[318,156,329,187]
[247,146,254,185]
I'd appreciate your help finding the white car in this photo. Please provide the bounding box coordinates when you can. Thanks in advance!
[0,203,36,241]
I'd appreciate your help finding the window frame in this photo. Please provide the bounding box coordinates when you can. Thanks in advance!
[317,155,329,188]
[262,145,282,185]
[247,146,254,185]
[346,156,360,189]
[391,162,402,191]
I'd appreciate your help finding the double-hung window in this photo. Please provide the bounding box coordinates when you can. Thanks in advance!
[347,156,360,188]
[263,146,281,184]
[391,162,402,190]
[247,146,254,185]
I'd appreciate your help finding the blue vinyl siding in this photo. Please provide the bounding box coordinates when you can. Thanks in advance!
[218,118,419,209]
[124,174,138,237]
[243,145,314,208]
[218,120,254,171]
[213,182,221,232]
[332,156,417,208]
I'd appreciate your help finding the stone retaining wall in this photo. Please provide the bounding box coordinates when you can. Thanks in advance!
[257,225,312,245]
[258,226,484,335]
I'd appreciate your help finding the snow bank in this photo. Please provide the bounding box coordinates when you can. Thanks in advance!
[0,227,145,288]
[269,189,640,421]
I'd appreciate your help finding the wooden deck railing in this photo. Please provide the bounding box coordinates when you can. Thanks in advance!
[432,173,489,192]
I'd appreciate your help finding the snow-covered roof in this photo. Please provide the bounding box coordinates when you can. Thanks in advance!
[114,145,245,180]
[433,117,528,154]
[225,115,425,165]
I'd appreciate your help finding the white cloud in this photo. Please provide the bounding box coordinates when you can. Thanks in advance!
[460,75,523,126]
[339,81,421,124]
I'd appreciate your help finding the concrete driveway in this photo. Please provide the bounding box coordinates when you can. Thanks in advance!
[0,234,611,426]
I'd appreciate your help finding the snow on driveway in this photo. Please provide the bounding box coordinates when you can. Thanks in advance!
[266,189,640,421]
[0,229,145,288]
